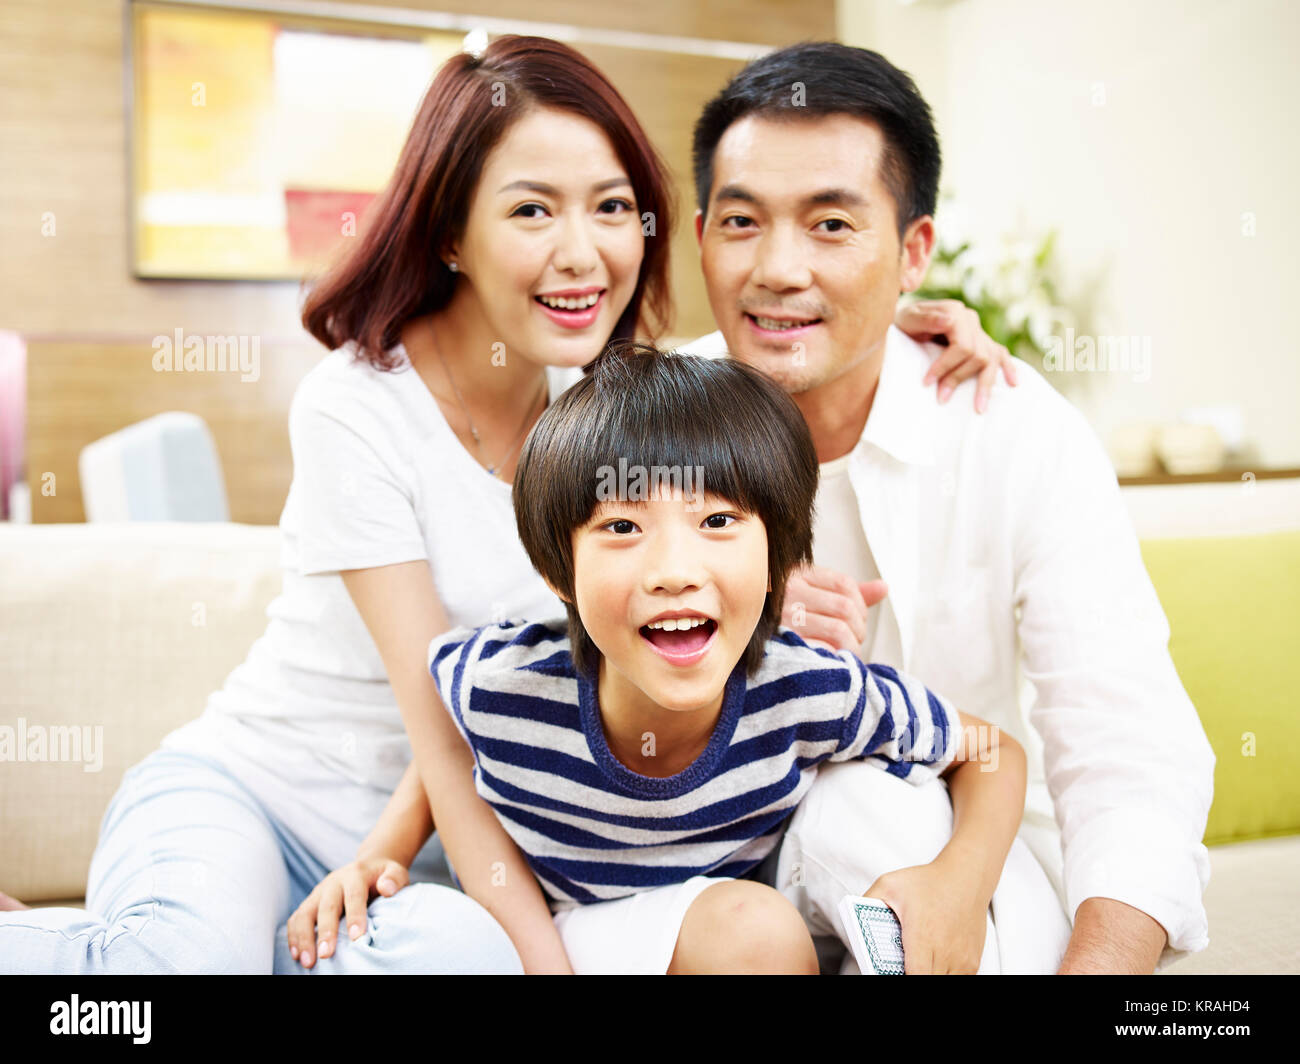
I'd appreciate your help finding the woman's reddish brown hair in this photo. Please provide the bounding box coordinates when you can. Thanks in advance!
[302,35,674,369]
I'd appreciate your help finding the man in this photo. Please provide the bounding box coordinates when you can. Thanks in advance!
[682,41,1214,973]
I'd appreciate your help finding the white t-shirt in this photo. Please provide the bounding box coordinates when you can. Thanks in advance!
[163,343,582,870]
[811,452,883,658]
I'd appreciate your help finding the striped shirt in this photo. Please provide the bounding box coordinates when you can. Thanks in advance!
[428,619,962,907]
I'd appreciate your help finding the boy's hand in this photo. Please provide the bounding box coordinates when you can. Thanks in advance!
[782,565,888,653]
[286,857,409,968]
[863,855,989,974]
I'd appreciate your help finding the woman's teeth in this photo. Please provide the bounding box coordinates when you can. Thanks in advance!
[538,293,600,310]
[645,617,710,631]
[753,315,814,330]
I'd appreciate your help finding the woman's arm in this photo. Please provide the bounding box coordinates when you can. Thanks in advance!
[339,561,572,974]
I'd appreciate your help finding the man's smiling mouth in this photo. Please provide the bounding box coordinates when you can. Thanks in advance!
[744,312,823,333]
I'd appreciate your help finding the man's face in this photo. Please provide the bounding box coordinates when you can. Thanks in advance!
[698,113,926,395]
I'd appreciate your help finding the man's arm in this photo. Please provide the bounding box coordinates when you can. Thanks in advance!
[1010,384,1215,973]
[1058,898,1167,975]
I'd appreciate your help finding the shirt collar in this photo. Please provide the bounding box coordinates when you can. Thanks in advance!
[857,325,938,467]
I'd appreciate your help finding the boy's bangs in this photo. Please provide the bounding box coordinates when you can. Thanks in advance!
[566,366,783,523]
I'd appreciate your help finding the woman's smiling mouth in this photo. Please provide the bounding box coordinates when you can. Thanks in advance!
[535,288,605,329]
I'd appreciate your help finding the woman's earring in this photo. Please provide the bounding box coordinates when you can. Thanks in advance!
[447,261,459,273]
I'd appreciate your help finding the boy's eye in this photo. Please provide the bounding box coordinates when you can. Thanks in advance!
[703,513,737,529]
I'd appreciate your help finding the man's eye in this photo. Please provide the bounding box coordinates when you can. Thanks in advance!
[511,203,549,219]
[703,513,736,529]
[816,218,850,232]
[720,215,755,229]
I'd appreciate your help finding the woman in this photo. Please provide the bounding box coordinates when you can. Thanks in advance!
[0,36,1008,973]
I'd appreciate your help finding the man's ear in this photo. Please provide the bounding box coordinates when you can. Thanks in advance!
[694,208,705,248]
[898,215,936,294]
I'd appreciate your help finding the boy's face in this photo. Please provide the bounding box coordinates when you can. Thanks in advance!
[569,490,770,715]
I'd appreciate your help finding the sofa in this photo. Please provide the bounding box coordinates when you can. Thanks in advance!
[1,520,1297,973]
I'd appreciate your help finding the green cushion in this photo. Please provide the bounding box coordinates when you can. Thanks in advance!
[1140,531,1300,844]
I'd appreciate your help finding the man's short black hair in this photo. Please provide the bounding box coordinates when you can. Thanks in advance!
[513,341,819,679]
[692,41,941,237]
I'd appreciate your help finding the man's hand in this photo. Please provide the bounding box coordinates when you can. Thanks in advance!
[864,854,989,975]
[1057,897,1168,974]
[782,564,888,652]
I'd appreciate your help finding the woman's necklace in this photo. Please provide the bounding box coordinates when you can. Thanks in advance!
[429,322,548,478]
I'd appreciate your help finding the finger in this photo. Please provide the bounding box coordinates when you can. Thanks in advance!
[974,355,1001,415]
[376,859,409,897]
[858,580,888,609]
[315,886,343,961]
[1001,352,1019,387]
[897,302,952,350]
[796,616,860,653]
[286,892,318,964]
[342,873,370,943]
[784,585,868,643]
[922,346,966,388]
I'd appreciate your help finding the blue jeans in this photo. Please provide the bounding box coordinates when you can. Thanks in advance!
[0,750,522,974]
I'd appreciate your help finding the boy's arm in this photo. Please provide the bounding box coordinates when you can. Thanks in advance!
[852,675,1026,973]
[932,709,1027,909]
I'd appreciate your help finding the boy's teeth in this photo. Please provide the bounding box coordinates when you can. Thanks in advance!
[646,617,709,631]
[539,293,599,310]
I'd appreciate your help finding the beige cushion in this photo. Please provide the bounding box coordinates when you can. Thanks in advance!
[0,522,281,900]
[1161,835,1300,974]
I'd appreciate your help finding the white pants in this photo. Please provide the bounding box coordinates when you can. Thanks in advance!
[775,760,1073,974]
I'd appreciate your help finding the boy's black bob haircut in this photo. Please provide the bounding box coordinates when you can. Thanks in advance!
[513,341,819,679]
[692,41,941,239]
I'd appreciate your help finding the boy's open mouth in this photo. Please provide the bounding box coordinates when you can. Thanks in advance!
[639,615,718,659]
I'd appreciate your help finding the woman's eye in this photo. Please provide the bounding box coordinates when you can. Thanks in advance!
[703,513,737,529]
[605,519,638,535]
[598,198,634,215]
[511,203,550,219]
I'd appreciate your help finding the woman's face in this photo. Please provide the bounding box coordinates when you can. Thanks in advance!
[450,107,646,368]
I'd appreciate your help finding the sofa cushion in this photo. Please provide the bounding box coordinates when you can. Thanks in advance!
[0,522,281,901]
[1141,531,1300,844]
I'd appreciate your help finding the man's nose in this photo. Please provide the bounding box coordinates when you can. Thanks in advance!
[750,222,813,292]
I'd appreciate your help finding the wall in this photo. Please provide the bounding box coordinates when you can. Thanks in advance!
[0,0,835,521]
[839,0,1300,468]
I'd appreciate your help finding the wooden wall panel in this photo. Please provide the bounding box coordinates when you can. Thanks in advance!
[26,339,324,524]
[2,0,835,522]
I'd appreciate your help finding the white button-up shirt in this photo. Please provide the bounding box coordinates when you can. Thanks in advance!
[680,326,1214,957]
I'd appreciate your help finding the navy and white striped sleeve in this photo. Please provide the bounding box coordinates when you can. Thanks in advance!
[427,624,488,750]
[830,655,963,783]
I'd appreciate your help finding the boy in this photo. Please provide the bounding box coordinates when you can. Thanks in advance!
[429,342,1037,974]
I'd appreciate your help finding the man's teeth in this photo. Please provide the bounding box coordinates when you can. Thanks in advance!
[539,293,600,310]
[753,315,813,330]
[645,617,711,631]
